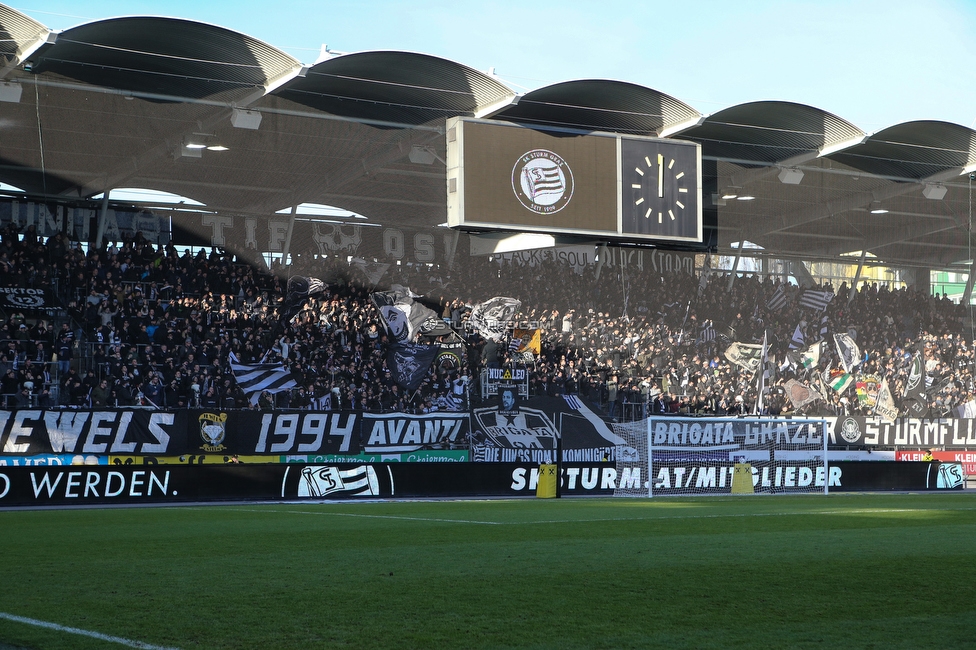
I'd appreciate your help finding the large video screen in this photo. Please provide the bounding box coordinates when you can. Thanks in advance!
[446,118,702,243]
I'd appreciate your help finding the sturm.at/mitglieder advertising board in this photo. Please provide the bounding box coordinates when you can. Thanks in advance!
[0,460,961,507]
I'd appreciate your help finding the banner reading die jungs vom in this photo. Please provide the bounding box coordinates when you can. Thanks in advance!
[470,395,632,465]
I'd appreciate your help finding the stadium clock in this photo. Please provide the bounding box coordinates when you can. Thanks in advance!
[620,138,702,241]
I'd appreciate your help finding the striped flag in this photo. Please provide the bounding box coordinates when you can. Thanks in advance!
[230,356,298,403]
[766,284,788,311]
[826,368,853,394]
[799,290,834,311]
[696,321,716,345]
[299,466,380,497]
[523,167,565,199]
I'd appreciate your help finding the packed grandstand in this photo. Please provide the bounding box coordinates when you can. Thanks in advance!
[0,219,969,423]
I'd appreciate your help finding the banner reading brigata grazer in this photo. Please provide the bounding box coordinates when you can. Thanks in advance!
[642,417,828,496]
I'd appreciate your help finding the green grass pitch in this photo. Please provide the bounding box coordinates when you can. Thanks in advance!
[2,494,975,649]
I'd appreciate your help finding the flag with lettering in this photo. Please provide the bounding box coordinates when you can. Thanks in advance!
[874,377,898,423]
[469,297,521,342]
[724,342,763,374]
[388,342,441,391]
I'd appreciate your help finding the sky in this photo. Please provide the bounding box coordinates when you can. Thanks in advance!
[9,0,976,134]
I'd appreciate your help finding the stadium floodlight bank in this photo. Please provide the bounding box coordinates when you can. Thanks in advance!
[612,417,830,497]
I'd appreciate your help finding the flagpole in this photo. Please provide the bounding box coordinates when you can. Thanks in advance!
[755,331,768,416]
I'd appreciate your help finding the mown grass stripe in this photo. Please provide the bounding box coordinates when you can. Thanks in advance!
[225,505,972,526]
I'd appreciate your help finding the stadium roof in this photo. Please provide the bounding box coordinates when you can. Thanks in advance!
[2,3,976,269]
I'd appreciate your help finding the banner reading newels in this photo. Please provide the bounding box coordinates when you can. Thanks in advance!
[0,409,469,458]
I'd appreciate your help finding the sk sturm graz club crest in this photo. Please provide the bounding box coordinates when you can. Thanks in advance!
[839,417,861,444]
[512,149,574,214]
[198,412,228,452]
[298,465,385,497]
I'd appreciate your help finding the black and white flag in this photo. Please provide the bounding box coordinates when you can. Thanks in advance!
[789,323,805,350]
[230,354,298,403]
[299,465,380,497]
[350,258,390,286]
[698,255,712,298]
[281,275,326,322]
[767,284,788,311]
[833,333,861,373]
[372,286,438,344]
[696,321,716,345]
[468,297,521,342]
[903,350,928,418]
[724,341,764,374]
[388,342,441,391]
[799,290,834,311]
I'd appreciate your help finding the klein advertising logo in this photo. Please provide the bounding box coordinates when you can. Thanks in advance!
[512,149,574,214]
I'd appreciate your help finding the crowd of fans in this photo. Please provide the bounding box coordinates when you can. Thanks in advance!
[0,222,972,421]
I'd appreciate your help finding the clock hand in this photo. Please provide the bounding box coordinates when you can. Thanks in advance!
[657,153,664,199]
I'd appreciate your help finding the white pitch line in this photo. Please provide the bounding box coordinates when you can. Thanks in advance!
[227,505,976,527]
[0,612,179,650]
[234,508,503,525]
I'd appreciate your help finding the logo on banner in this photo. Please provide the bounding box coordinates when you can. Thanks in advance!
[298,465,382,497]
[7,294,43,307]
[840,417,861,444]
[907,357,923,392]
[512,149,574,214]
[198,412,228,452]
[936,463,964,489]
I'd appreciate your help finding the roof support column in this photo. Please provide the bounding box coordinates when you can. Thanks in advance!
[961,262,976,306]
[594,243,609,281]
[442,229,460,271]
[726,237,744,292]
[95,192,110,248]
[281,205,297,269]
[848,250,867,304]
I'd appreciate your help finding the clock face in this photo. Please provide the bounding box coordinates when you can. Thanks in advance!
[620,138,701,241]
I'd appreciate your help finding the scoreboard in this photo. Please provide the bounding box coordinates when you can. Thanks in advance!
[446,117,702,244]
